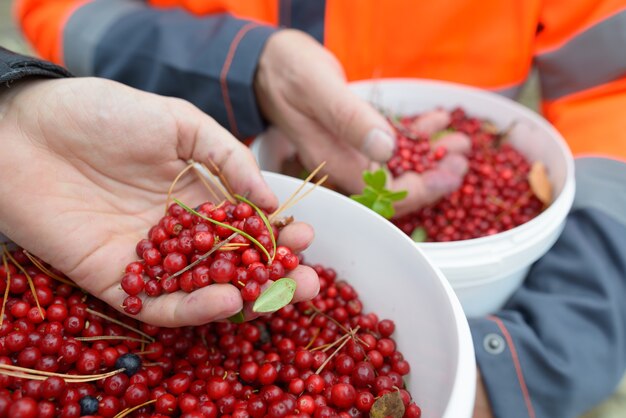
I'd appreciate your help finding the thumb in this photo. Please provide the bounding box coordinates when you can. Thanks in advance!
[393,153,468,216]
[312,82,396,163]
[168,98,279,211]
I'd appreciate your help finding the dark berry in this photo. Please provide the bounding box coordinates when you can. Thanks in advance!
[79,395,99,415]
[115,353,142,376]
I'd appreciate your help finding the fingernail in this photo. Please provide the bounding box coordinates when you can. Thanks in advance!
[362,128,395,162]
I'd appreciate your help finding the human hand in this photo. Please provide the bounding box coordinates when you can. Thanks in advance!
[255,30,468,216]
[0,78,319,326]
[473,368,495,418]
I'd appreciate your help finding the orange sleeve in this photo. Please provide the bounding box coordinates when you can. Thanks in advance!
[542,77,626,160]
[535,1,626,159]
[15,0,88,64]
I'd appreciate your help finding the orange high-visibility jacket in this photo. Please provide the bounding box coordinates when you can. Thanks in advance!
[15,0,626,157]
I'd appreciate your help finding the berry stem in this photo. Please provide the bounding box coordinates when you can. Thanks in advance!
[173,198,271,262]
[75,336,151,344]
[207,158,236,201]
[314,326,360,374]
[235,193,276,263]
[0,252,10,328]
[270,161,327,221]
[275,174,329,219]
[3,245,44,320]
[311,332,350,353]
[164,163,199,215]
[112,399,157,418]
[307,302,351,335]
[169,232,239,280]
[0,363,125,382]
[304,327,320,350]
[22,250,77,287]
[193,162,236,204]
[85,308,155,343]
[190,162,222,203]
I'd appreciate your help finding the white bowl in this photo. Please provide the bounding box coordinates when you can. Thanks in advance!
[252,78,576,317]
[264,171,475,418]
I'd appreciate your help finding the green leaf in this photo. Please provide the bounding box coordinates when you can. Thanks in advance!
[371,197,395,220]
[363,169,387,191]
[228,311,246,324]
[350,194,375,207]
[350,186,378,207]
[253,278,297,313]
[411,227,428,242]
[369,390,405,418]
[351,170,407,220]
[173,198,271,261]
[382,190,408,201]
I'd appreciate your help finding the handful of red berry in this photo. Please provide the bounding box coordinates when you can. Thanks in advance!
[387,107,550,242]
[121,198,300,316]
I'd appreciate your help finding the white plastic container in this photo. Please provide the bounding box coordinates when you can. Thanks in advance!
[251,78,576,317]
[264,171,476,418]
[0,171,475,417]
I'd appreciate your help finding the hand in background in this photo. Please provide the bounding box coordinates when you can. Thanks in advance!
[255,30,469,216]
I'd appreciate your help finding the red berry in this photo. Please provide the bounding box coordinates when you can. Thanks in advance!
[9,397,38,418]
[209,259,236,284]
[163,252,187,274]
[121,272,144,296]
[123,296,142,315]
[193,231,215,253]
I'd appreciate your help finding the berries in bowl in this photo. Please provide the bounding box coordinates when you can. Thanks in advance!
[251,78,575,316]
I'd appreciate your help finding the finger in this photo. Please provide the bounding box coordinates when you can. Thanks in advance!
[309,81,396,163]
[276,222,315,254]
[102,282,243,327]
[289,264,320,303]
[433,132,472,155]
[408,109,451,136]
[168,98,279,211]
[392,153,468,216]
[277,109,372,194]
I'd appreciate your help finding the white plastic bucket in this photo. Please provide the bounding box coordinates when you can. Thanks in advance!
[0,172,476,418]
[251,78,575,318]
[264,171,476,418]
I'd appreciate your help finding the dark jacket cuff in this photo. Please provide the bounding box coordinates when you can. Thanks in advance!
[470,208,626,418]
[0,47,71,85]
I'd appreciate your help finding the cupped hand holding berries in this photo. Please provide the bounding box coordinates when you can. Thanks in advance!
[0,77,319,326]
[255,29,470,216]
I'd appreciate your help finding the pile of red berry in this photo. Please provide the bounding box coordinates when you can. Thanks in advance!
[0,247,421,417]
[390,108,545,241]
[121,200,300,315]
[386,111,450,177]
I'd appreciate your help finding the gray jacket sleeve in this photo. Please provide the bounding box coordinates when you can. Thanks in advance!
[62,0,277,139]
[469,157,626,418]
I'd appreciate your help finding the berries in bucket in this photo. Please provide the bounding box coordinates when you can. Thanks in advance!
[382,107,553,242]
[0,242,423,417]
